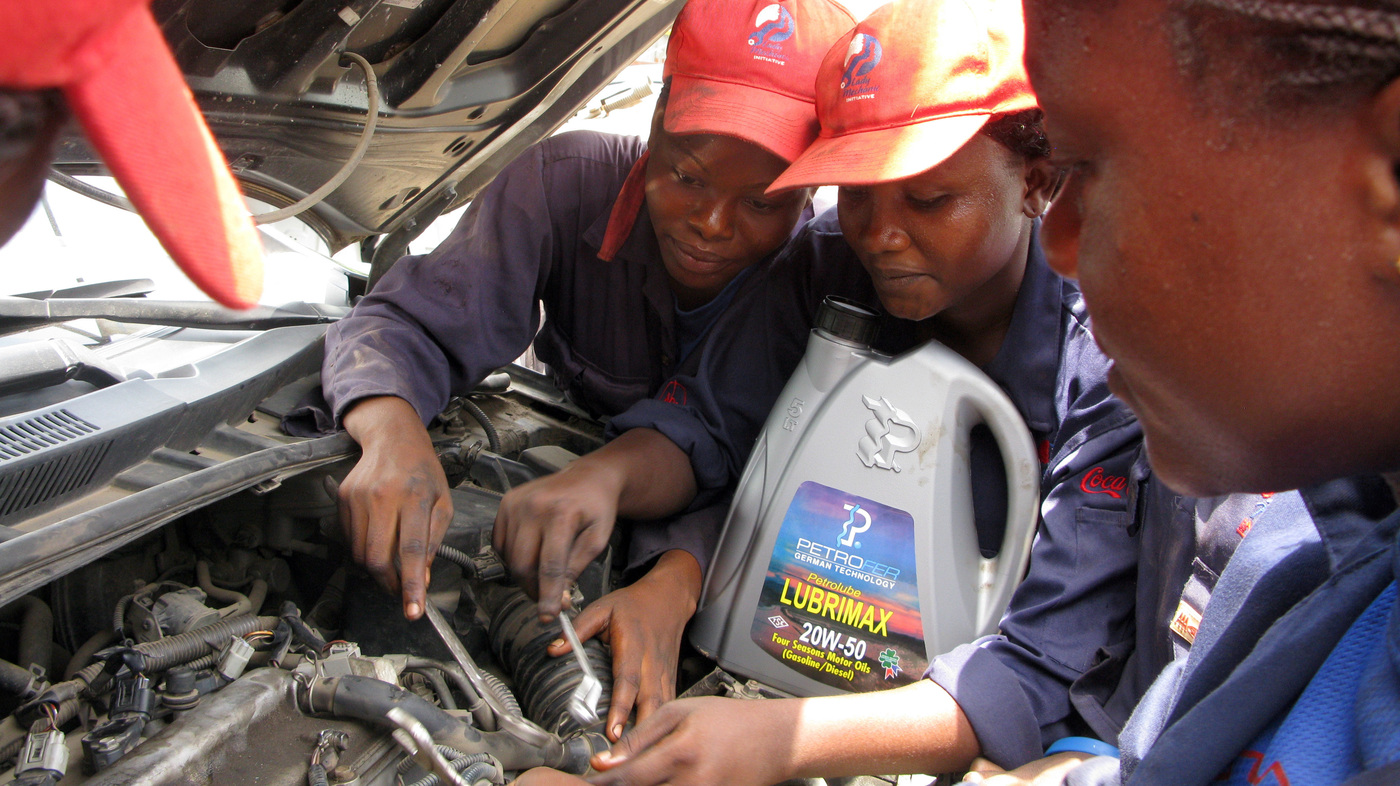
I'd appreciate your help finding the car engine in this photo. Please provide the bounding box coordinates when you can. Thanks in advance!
[0,314,635,786]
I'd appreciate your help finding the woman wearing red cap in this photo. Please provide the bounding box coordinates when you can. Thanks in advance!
[318,0,855,732]
[507,0,1147,780]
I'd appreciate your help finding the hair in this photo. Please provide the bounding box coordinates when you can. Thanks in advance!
[980,108,1052,161]
[1171,0,1400,108]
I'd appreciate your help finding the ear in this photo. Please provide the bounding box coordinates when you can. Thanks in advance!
[1364,76,1400,266]
[1021,158,1059,219]
[648,95,668,146]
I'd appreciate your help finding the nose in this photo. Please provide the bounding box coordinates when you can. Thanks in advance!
[688,195,736,243]
[1041,175,1082,280]
[850,195,909,255]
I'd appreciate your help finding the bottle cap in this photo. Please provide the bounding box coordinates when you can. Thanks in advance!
[815,295,879,346]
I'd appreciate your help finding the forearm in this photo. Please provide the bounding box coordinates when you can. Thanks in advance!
[577,428,699,520]
[785,680,981,780]
[342,395,431,449]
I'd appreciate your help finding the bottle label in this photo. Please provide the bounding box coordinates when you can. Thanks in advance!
[749,480,925,692]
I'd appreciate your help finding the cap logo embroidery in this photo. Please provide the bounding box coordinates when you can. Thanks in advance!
[1080,466,1127,499]
[750,4,795,64]
[840,33,882,100]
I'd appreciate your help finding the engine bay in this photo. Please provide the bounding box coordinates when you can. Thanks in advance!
[0,319,651,785]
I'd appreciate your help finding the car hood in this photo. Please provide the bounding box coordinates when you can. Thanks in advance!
[51,0,680,252]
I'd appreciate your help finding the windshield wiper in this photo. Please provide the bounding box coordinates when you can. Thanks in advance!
[14,278,157,301]
[0,298,348,336]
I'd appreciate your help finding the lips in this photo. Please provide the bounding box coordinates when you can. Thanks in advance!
[666,236,733,275]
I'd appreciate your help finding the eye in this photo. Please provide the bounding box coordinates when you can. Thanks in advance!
[837,186,869,203]
[907,193,949,211]
[673,167,702,187]
[743,196,780,213]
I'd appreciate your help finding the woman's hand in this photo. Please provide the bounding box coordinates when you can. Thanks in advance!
[494,457,626,619]
[493,429,699,621]
[587,696,799,786]
[340,395,453,620]
[552,550,703,740]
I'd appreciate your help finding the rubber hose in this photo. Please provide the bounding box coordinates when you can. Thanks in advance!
[308,762,329,786]
[405,667,458,711]
[64,629,114,680]
[197,562,251,615]
[461,399,500,453]
[0,597,54,675]
[0,657,34,696]
[403,659,489,730]
[481,584,611,736]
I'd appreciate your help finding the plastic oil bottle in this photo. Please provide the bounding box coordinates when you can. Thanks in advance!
[688,296,1041,697]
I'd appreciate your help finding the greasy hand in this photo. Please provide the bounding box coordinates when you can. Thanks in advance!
[340,396,452,620]
[587,697,795,786]
[513,768,591,785]
[959,753,1092,785]
[551,551,702,741]
[494,459,626,620]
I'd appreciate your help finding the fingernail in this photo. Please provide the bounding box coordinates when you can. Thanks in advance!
[611,724,623,740]
[407,602,421,619]
[549,638,565,649]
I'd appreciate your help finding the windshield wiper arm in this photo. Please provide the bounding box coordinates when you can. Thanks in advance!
[0,297,349,336]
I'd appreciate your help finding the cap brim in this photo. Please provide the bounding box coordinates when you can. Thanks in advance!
[63,6,263,309]
[767,113,993,193]
[664,74,818,163]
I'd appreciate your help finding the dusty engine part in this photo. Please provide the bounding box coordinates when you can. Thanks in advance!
[477,582,614,738]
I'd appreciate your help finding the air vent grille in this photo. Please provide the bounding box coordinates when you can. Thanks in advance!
[0,439,113,518]
[0,410,101,460]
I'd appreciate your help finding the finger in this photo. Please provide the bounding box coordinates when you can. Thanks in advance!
[607,655,641,743]
[494,500,542,601]
[633,656,674,725]
[398,494,435,620]
[604,705,686,766]
[361,493,402,597]
[968,758,1004,774]
[535,513,585,621]
[565,519,613,590]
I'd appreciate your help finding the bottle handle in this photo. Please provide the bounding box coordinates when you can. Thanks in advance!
[957,378,1041,636]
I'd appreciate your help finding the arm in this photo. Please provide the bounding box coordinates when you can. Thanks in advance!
[324,137,593,617]
[339,395,452,619]
[588,681,980,786]
[929,328,1144,767]
[493,428,697,619]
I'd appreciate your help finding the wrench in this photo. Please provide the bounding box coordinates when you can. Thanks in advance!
[557,611,602,726]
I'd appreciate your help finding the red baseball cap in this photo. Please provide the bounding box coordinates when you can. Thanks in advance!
[768,0,1037,191]
[662,0,857,163]
[0,0,263,309]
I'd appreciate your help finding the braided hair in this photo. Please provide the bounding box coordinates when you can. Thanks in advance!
[1175,1,1400,102]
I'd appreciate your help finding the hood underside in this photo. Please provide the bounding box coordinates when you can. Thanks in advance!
[52,0,681,252]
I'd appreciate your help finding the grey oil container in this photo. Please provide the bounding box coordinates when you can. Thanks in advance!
[688,297,1041,697]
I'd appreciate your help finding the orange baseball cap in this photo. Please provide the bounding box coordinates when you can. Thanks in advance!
[0,0,263,309]
[662,0,857,163]
[768,0,1037,191]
